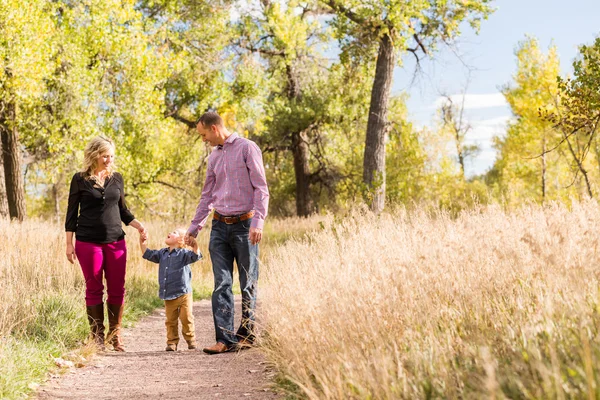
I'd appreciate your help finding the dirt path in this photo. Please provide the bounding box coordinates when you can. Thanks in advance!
[37,298,281,400]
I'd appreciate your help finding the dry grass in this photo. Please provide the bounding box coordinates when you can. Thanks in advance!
[0,220,214,339]
[0,218,215,398]
[261,201,600,399]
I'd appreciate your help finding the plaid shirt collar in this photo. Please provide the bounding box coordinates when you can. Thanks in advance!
[217,133,239,149]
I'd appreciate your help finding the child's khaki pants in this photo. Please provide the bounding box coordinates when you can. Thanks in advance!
[164,293,195,346]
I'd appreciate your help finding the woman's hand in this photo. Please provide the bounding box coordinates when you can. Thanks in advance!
[66,243,77,264]
[130,219,147,237]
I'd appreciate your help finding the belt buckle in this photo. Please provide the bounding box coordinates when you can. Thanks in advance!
[224,216,237,224]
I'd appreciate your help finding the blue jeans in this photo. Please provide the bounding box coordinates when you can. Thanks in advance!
[209,218,259,346]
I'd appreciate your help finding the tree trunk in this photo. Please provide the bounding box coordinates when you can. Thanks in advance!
[456,139,465,179]
[0,137,8,218]
[0,133,8,218]
[52,182,60,222]
[285,62,316,217]
[565,135,593,198]
[363,33,395,213]
[0,102,26,221]
[292,130,314,217]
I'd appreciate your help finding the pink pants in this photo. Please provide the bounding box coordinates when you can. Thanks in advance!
[75,239,127,306]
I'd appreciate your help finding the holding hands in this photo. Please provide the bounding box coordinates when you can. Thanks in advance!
[184,233,199,253]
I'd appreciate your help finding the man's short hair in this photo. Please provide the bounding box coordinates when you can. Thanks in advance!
[197,111,224,128]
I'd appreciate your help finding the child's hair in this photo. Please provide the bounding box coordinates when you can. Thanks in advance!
[174,228,187,248]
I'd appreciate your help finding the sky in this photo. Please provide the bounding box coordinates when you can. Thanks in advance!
[393,0,600,177]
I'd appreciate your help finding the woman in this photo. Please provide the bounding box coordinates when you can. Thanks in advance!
[65,136,146,351]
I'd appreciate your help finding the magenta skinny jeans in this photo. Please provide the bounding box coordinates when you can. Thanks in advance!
[75,239,127,306]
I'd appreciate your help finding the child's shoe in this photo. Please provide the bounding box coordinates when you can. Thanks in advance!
[187,341,197,350]
[165,344,177,351]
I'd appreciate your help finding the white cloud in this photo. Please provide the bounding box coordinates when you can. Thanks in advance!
[465,115,513,142]
[433,93,508,110]
[460,115,513,176]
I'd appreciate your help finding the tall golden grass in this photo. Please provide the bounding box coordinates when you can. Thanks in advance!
[262,201,600,398]
[0,220,214,339]
[0,218,215,398]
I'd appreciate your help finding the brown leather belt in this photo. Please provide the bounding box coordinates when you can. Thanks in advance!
[213,210,255,224]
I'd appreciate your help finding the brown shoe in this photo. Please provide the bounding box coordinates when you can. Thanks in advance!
[202,342,231,354]
[106,303,125,352]
[165,344,177,352]
[187,341,197,350]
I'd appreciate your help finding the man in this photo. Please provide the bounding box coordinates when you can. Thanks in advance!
[185,111,269,354]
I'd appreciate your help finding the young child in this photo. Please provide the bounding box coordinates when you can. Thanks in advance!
[140,228,202,351]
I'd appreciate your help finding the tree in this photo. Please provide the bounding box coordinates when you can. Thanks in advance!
[233,0,372,216]
[321,0,494,212]
[0,0,58,220]
[492,38,563,204]
[0,137,7,218]
[439,93,480,179]
[544,37,600,199]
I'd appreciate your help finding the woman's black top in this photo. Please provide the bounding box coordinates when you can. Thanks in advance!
[65,172,135,243]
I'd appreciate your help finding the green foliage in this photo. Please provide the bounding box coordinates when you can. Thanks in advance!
[326,0,495,64]
[492,36,600,205]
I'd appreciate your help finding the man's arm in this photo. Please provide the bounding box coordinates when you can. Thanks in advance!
[187,158,216,238]
[245,141,270,244]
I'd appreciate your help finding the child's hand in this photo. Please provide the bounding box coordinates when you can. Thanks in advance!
[187,236,197,247]
[140,234,147,246]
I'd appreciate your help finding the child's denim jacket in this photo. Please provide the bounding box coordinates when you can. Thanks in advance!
[142,248,202,300]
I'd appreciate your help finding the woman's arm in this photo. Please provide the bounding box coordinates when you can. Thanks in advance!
[129,219,147,236]
[65,174,80,264]
[66,231,77,264]
[116,173,136,226]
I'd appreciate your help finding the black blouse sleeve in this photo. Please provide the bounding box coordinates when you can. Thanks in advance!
[116,173,135,225]
[65,173,81,232]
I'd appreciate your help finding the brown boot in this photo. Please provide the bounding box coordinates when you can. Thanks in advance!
[106,302,125,352]
[86,304,105,351]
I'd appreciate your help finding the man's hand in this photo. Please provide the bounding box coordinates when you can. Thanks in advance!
[184,232,196,246]
[187,236,199,252]
[66,243,77,264]
[249,227,262,245]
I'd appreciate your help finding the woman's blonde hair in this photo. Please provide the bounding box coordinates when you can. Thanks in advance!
[81,136,116,180]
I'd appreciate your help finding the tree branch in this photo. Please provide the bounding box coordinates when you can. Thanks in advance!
[322,0,365,25]
[165,108,196,129]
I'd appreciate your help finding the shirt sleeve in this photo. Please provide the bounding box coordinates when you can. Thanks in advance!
[245,141,270,230]
[187,157,216,237]
[142,248,162,264]
[117,173,135,225]
[182,249,202,265]
[65,173,81,232]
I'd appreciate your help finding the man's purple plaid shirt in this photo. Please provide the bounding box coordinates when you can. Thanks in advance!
[187,133,269,235]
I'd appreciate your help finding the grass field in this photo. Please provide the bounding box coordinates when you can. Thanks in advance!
[0,215,319,399]
[261,201,600,399]
[5,202,599,399]
[0,219,216,399]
